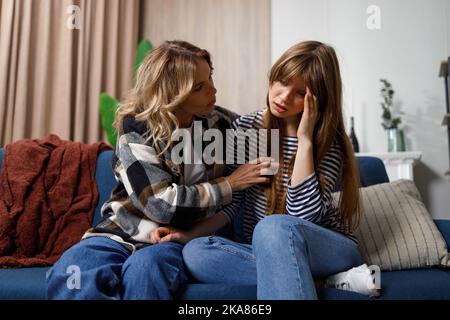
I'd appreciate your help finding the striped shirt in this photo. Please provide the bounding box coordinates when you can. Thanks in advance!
[222,110,357,243]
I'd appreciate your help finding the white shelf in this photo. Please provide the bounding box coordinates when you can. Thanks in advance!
[356,151,422,181]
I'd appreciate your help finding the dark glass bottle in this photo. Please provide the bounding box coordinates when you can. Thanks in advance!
[349,116,360,153]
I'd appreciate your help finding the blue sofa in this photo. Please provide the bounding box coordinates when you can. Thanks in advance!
[0,148,449,300]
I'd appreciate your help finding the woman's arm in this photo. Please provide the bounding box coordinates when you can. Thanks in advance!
[151,113,270,244]
[116,128,229,225]
[152,212,229,244]
[221,114,268,222]
[117,116,267,226]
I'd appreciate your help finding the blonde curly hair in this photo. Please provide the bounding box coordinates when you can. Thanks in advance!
[114,40,213,155]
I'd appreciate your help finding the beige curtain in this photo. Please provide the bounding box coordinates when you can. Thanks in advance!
[0,0,139,146]
[140,0,271,116]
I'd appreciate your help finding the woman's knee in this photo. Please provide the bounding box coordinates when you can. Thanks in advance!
[47,237,127,299]
[123,242,184,275]
[49,238,97,274]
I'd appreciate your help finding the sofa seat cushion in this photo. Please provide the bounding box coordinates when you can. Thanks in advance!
[178,284,257,300]
[322,268,450,300]
[0,267,48,300]
[375,268,450,299]
[180,268,450,300]
[0,267,449,300]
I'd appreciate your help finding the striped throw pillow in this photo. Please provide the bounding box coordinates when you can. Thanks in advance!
[335,179,450,271]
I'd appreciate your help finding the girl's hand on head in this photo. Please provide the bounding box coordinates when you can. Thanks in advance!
[297,86,319,142]
[226,157,278,192]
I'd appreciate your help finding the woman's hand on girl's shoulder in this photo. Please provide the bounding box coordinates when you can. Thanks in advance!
[297,86,319,142]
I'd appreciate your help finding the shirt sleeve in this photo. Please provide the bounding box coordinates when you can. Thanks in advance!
[115,117,233,225]
[286,141,342,223]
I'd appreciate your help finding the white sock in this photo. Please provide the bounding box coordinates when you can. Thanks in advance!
[324,264,381,297]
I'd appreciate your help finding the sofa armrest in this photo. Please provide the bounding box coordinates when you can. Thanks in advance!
[434,219,450,248]
[93,150,116,226]
[0,148,3,174]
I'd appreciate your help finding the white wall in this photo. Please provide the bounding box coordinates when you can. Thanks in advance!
[272,0,450,218]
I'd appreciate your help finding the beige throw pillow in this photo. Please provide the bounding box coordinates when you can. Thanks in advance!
[334,179,450,271]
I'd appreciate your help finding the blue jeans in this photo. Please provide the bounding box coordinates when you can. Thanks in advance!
[183,215,363,300]
[46,236,188,300]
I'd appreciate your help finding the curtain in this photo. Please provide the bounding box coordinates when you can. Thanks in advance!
[140,0,271,116]
[0,0,139,146]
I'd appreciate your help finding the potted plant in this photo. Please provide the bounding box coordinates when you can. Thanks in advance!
[380,79,405,152]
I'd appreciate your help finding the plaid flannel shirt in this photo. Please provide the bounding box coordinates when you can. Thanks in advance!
[83,106,238,251]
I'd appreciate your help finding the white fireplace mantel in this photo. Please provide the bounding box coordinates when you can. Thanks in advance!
[357,151,422,181]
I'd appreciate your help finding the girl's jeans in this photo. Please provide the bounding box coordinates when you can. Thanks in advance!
[183,215,363,300]
[46,236,188,299]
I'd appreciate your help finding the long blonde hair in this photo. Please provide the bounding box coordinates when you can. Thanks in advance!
[264,41,361,232]
[114,40,213,154]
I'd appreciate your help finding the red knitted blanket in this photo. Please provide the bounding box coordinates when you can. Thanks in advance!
[0,134,110,268]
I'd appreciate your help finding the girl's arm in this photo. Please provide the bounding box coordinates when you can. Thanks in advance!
[287,87,342,222]
[291,87,317,185]
[287,143,342,222]
[290,140,314,185]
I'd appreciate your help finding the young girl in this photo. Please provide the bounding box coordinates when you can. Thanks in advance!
[46,40,269,300]
[156,41,369,299]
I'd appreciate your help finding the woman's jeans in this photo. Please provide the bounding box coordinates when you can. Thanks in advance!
[183,215,363,300]
[46,236,188,300]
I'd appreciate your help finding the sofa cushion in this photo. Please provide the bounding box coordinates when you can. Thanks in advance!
[0,267,48,300]
[375,268,450,299]
[339,179,450,271]
[178,284,257,300]
[435,219,450,248]
[2,267,448,300]
[318,268,450,300]
[179,268,450,300]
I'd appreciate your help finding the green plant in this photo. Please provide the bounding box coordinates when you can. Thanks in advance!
[99,39,154,147]
[99,93,120,147]
[380,79,401,129]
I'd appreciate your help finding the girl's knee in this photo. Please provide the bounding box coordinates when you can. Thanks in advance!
[182,236,217,276]
[252,215,309,253]
[253,215,293,241]
[182,237,210,262]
